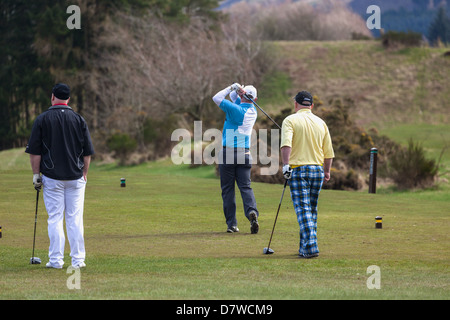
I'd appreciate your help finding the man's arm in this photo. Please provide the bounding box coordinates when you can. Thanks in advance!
[323,158,333,183]
[30,154,42,190]
[212,87,231,107]
[30,154,41,174]
[212,83,242,107]
[280,146,292,179]
[322,124,334,183]
[281,146,291,165]
[83,156,91,181]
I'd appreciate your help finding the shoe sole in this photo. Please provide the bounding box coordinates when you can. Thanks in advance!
[249,211,259,234]
[298,253,319,259]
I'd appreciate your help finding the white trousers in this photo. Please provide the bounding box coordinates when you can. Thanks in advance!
[42,175,86,267]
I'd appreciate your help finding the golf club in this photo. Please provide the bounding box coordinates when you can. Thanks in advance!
[243,93,281,130]
[263,179,289,255]
[30,185,41,265]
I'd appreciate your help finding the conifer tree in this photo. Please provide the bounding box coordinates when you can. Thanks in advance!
[428,6,450,45]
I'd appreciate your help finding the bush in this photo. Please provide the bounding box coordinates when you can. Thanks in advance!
[381,31,423,49]
[352,32,371,40]
[142,115,179,159]
[106,132,137,165]
[251,96,433,192]
[323,168,362,191]
[389,139,438,190]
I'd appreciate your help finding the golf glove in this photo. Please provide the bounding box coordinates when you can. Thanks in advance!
[282,165,292,180]
[33,174,42,191]
[230,83,243,92]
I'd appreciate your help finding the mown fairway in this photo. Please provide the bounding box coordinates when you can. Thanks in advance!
[0,149,448,300]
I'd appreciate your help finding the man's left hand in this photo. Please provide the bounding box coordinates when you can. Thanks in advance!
[33,174,42,191]
[282,165,292,180]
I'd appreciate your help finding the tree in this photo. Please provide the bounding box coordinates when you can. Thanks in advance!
[92,8,273,143]
[226,0,372,41]
[0,0,55,150]
[428,6,450,45]
[106,132,138,165]
[0,0,220,151]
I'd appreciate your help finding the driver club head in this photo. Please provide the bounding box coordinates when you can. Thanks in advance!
[30,257,41,264]
[263,247,274,255]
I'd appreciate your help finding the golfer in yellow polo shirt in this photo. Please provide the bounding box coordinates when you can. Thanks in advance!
[280,91,334,259]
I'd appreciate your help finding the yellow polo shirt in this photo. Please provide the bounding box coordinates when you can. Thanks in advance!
[280,109,334,167]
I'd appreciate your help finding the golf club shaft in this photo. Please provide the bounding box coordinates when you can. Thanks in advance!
[244,94,282,130]
[266,179,288,251]
[32,189,39,260]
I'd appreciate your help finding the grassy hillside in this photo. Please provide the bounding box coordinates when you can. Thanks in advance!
[0,149,448,299]
[260,41,450,129]
[258,40,450,185]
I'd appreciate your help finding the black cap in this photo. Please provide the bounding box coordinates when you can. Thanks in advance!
[295,91,313,106]
[52,83,70,100]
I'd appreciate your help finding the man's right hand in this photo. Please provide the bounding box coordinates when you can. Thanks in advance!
[33,174,42,191]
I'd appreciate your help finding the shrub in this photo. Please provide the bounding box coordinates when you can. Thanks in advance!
[323,168,362,191]
[106,132,137,165]
[381,31,422,49]
[352,32,371,40]
[142,115,179,159]
[389,139,438,190]
[251,95,422,191]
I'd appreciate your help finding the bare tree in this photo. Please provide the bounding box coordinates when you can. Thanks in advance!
[96,13,233,121]
[226,0,372,41]
[97,11,275,117]
[90,10,276,157]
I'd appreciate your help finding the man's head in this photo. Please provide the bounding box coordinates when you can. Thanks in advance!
[294,91,313,110]
[51,83,70,104]
[240,85,258,103]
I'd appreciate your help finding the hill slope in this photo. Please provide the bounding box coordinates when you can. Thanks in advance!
[262,40,450,129]
[256,40,450,189]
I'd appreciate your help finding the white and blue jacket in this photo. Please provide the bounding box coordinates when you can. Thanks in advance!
[212,87,257,149]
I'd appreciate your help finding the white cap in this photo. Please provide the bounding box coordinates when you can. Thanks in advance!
[243,85,257,99]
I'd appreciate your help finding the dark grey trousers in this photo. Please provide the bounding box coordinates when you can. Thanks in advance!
[219,148,258,228]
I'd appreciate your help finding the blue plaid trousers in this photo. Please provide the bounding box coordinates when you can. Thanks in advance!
[289,165,324,256]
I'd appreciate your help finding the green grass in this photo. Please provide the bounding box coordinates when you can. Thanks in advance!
[380,123,450,158]
[1,41,449,300]
[0,149,449,299]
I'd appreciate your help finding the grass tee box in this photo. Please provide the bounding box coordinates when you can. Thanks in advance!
[0,149,449,300]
